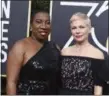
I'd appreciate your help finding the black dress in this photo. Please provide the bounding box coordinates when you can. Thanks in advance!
[59,56,105,95]
[98,55,109,95]
[17,41,60,95]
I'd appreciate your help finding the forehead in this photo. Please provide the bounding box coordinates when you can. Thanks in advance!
[71,19,87,26]
[33,12,50,20]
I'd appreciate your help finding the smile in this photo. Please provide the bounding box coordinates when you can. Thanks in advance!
[40,31,48,36]
[76,35,82,38]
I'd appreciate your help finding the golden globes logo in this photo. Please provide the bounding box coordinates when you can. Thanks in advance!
[60,1,108,53]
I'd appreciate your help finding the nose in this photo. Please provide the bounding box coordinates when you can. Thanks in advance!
[41,23,46,29]
[75,28,80,34]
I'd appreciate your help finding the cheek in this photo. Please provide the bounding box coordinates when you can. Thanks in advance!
[32,25,38,31]
[83,31,89,38]
[47,25,51,29]
[71,30,76,36]
[83,28,89,34]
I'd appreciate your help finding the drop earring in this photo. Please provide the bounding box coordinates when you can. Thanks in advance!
[30,27,32,31]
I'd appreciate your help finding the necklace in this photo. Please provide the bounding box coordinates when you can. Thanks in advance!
[74,43,90,56]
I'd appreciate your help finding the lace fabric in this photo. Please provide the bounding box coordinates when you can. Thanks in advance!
[61,56,94,92]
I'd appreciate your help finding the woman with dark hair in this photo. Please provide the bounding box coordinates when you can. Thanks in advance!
[6,9,60,95]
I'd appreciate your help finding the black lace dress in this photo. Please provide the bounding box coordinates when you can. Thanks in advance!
[60,56,105,95]
[16,41,60,95]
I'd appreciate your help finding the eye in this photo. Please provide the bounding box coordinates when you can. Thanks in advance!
[79,25,85,28]
[72,27,76,30]
[46,21,50,25]
[35,20,42,24]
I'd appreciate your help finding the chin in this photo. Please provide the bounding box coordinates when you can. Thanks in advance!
[40,37,48,41]
[75,38,83,42]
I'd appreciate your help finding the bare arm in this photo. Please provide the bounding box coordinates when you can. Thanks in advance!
[6,41,24,95]
[94,86,102,95]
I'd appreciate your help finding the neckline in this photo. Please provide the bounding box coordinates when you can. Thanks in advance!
[61,55,104,61]
[21,41,48,68]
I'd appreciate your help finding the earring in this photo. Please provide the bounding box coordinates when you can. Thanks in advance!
[30,27,32,31]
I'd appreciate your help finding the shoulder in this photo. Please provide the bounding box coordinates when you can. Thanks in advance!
[9,38,27,54]
[61,46,73,55]
[13,39,26,49]
[90,45,104,59]
[49,41,61,51]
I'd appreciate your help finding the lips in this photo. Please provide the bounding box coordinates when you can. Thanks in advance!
[40,31,48,36]
[40,32,47,35]
[76,35,82,38]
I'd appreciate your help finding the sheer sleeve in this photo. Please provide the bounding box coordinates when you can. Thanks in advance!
[92,60,106,86]
[98,56,109,81]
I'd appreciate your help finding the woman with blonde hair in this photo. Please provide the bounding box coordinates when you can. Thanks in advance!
[59,12,105,95]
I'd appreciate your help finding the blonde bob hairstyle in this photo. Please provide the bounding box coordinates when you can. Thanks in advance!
[70,12,92,29]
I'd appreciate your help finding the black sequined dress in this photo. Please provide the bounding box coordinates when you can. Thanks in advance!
[17,41,60,95]
[60,56,105,95]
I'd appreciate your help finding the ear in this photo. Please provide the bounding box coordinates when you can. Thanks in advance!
[89,27,92,33]
[30,26,32,31]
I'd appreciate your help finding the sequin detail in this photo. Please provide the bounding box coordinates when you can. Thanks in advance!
[17,41,60,95]
[17,80,50,95]
[61,57,93,91]
[32,61,43,69]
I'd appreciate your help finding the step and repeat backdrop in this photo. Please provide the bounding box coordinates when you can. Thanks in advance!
[0,0,31,75]
[50,0,108,55]
[0,0,108,75]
